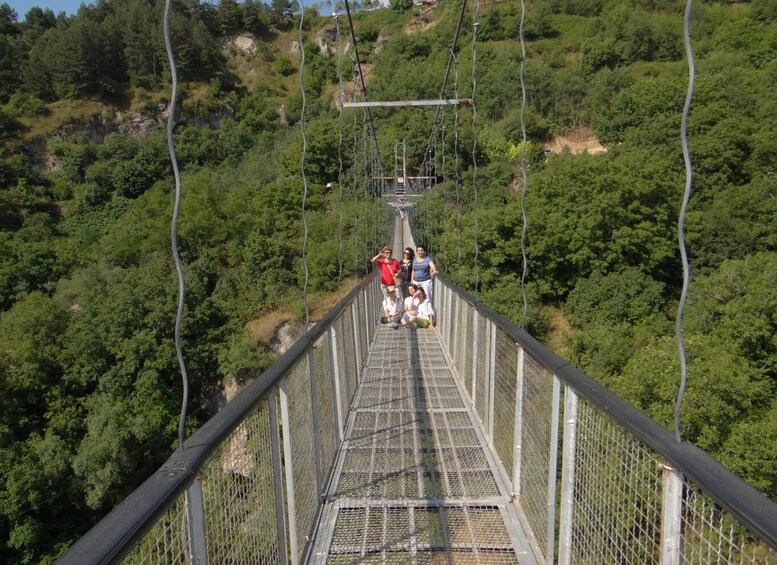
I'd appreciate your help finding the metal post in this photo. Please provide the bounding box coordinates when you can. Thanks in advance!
[185,478,207,565]
[279,379,299,564]
[546,375,562,565]
[445,286,453,352]
[512,346,525,497]
[329,326,344,445]
[661,464,684,565]
[339,314,351,401]
[487,321,497,443]
[307,348,323,498]
[364,288,371,347]
[471,309,479,408]
[558,386,579,565]
[269,390,289,565]
[351,302,362,377]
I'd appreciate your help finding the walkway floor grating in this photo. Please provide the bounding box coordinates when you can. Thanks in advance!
[309,323,539,564]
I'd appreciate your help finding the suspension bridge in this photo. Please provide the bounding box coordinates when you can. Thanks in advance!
[60,209,777,564]
[53,0,777,562]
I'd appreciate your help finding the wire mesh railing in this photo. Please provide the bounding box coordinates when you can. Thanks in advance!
[59,273,383,565]
[433,276,777,565]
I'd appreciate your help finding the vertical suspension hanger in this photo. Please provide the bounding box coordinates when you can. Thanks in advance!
[163,0,190,451]
[471,0,481,294]
[298,0,311,331]
[674,0,697,444]
[518,0,529,328]
[453,49,463,284]
[352,102,360,278]
[362,110,370,274]
[336,14,346,283]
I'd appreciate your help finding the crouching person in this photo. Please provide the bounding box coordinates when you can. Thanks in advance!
[402,287,435,329]
[380,286,402,329]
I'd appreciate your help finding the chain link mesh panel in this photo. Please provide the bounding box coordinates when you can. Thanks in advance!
[682,484,776,564]
[356,292,368,367]
[125,405,282,564]
[342,305,358,402]
[124,495,189,564]
[474,314,489,427]
[518,351,556,559]
[334,313,350,422]
[569,398,663,564]
[314,336,339,490]
[286,357,320,562]
[492,331,518,480]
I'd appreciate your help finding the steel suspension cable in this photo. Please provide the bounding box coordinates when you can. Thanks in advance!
[352,107,360,276]
[343,0,385,176]
[441,111,447,269]
[420,0,469,173]
[470,0,480,293]
[518,0,529,328]
[674,0,696,444]
[299,2,310,329]
[453,53,463,284]
[163,0,190,450]
[363,113,370,269]
[336,16,345,283]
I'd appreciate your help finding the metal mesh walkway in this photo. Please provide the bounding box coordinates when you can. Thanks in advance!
[309,320,538,563]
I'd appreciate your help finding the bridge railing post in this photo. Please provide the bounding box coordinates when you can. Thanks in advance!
[328,326,345,445]
[661,464,683,565]
[278,378,299,564]
[307,348,324,498]
[558,385,579,565]
[546,375,562,564]
[351,301,362,380]
[185,478,207,565]
[269,389,289,565]
[487,320,497,444]
[512,346,525,497]
[471,309,479,410]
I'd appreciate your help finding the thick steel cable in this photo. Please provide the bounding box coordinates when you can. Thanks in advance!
[352,109,360,276]
[299,2,310,330]
[336,16,345,282]
[518,0,529,328]
[420,0,469,173]
[164,0,189,450]
[343,0,385,175]
[674,0,696,444]
[363,113,370,270]
[441,114,447,269]
[453,54,463,283]
[471,6,480,293]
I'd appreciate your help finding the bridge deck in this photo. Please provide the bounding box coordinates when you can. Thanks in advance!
[309,316,539,563]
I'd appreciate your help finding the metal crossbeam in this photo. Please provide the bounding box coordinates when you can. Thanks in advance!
[343,98,472,108]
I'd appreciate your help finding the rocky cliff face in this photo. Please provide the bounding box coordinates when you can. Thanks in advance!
[23,103,231,173]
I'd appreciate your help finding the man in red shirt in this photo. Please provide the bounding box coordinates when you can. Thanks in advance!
[371,246,401,298]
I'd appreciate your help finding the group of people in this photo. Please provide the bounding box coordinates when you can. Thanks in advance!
[372,245,438,330]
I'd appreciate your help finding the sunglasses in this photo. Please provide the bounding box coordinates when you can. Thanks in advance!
[404,252,411,255]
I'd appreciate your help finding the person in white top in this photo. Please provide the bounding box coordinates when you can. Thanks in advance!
[402,287,435,329]
[381,287,402,329]
[401,284,419,326]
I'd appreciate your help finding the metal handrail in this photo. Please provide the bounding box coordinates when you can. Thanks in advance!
[58,271,379,565]
[435,274,777,552]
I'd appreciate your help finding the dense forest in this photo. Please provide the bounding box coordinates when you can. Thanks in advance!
[0,0,775,561]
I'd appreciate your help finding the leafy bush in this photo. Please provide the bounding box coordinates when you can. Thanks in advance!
[565,268,666,328]
[274,56,295,76]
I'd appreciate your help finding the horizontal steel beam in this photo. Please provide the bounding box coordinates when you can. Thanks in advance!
[372,176,436,180]
[343,99,472,108]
